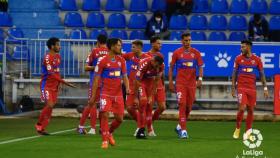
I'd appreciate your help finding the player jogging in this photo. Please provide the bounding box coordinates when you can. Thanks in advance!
[89,38,129,149]
[35,37,76,135]
[232,40,269,139]
[77,34,108,135]
[169,32,204,139]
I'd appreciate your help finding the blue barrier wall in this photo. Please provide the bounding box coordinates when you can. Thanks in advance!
[122,42,280,77]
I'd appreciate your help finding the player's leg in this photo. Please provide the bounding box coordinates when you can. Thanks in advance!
[233,89,247,139]
[246,90,256,131]
[88,88,101,134]
[136,86,148,139]
[77,87,94,134]
[126,92,140,124]
[175,86,187,138]
[152,88,166,121]
[36,89,57,135]
[146,99,154,136]
[99,95,112,149]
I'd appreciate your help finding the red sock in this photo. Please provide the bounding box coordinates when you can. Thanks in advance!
[100,113,109,142]
[109,119,122,134]
[41,107,53,130]
[236,110,244,129]
[38,106,51,124]
[152,107,164,121]
[185,106,192,130]
[146,104,153,132]
[79,106,91,126]
[246,107,254,131]
[90,107,97,129]
[136,110,141,128]
[139,99,147,128]
[179,104,186,130]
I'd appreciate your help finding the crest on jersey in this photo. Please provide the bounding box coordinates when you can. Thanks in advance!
[251,60,255,64]
[190,53,195,58]
[118,62,121,67]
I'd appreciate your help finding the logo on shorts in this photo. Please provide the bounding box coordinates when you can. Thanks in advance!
[243,129,263,149]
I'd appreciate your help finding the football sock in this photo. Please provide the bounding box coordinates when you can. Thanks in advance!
[179,104,186,130]
[109,119,122,134]
[236,110,244,129]
[79,106,91,126]
[90,106,97,129]
[246,106,254,131]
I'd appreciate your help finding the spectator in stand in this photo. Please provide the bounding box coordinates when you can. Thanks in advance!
[0,0,8,12]
[145,11,170,40]
[166,0,193,20]
[248,14,269,41]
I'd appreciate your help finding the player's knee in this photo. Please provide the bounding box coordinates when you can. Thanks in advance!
[158,103,166,111]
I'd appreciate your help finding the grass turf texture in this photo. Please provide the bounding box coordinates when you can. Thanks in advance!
[0,118,279,158]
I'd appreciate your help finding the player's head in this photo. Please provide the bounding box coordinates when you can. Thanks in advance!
[150,36,162,52]
[241,39,252,55]
[97,34,107,46]
[47,37,60,53]
[151,55,164,68]
[181,32,191,49]
[107,38,122,55]
[131,40,143,53]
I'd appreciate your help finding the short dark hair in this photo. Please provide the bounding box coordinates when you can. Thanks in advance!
[254,14,261,22]
[47,37,59,49]
[154,11,163,19]
[181,32,191,39]
[132,40,143,48]
[106,38,121,50]
[241,39,253,46]
[150,36,160,44]
[97,34,107,44]
[154,55,164,65]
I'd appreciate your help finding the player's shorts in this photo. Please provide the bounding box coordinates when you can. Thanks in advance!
[88,87,101,103]
[126,92,137,107]
[99,95,124,115]
[237,88,256,106]
[154,87,166,103]
[41,89,58,103]
[176,85,196,105]
[139,84,153,101]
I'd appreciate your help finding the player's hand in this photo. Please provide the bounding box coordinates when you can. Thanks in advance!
[147,96,153,104]
[126,88,130,95]
[88,96,95,105]
[133,97,139,106]
[169,82,176,93]
[264,89,269,99]
[231,87,236,98]
[196,80,202,89]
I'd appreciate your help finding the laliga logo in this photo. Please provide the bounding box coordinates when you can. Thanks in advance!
[243,129,263,149]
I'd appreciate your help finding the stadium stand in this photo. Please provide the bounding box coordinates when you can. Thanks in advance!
[82,0,101,11]
[191,31,207,41]
[270,0,280,14]
[59,0,78,11]
[105,0,125,11]
[0,12,12,27]
[6,28,24,43]
[229,15,247,31]
[129,0,148,12]
[211,0,228,13]
[107,13,126,29]
[169,14,188,30]
[64,12,84,27]
[69,29,87,39]
[229,31,247,41]
[189,15,208,30]
[89,29,107,39]
[86,12,105,28]
[128,13,147,29]
[192,0,209,13]
[208,31,227,41]
[169,31,184,40]
[209,15,227,30]
[250,0,268,14]
[109,30,128,39]
[230,0,248,14]
[129,30,146,40]
[151,0,167,12]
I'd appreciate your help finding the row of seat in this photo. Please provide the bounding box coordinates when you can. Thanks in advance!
[64,12,280,31]
[60,0,166,12]
[59,0,280,14]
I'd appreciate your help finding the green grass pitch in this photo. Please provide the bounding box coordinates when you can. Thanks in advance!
[0,118,279,158]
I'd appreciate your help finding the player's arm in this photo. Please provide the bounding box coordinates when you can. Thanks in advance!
[84,53,95,71]
[168,53,176,93]
[258,59,269,99]
[231,60,238,97]
[196,52,204,89]
[88,75,100,105]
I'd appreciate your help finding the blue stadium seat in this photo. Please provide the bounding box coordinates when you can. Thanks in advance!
[250,0,268,14]
[229,15,247,31]
[208,31,227,41]
[82,0,100,11]
[269,16,280,30]
[128,14,147,29]
[129,0,148,12]
[105,0,124,11]
[230,0,248,14]
[59,0,77,11]
[86,12,105,28]
[270,0,280,14]
[211,0,228,13]
[192,0,209,13]
[70,29,87,39]
[6,28,24,43]
[169,15,187,30]
[38,29,67,39]
[89,29,107,39]
[189,15,207,30]
[0,12,12,27]
[209,15,227,30]
[12,46,29,60]
[130,30,146,40]
[151,0,167,12]
[191,31,206,41]
[64,12,84,27]
[110,30,128,40]
[229,32,247,41]
[107,13,126,29]
[169,31,184,40]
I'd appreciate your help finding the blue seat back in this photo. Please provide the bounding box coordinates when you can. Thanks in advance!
[110,30,128,40]
[191,31,206,41]
[208,31,227,41]
[129,0,148,12]
[209,15,227,30]
[230,0,248,14]
[89,29,107,39]
[169,15,187,30]
[229,32,247,41]
[86,12,105,28]
[130,30,146,40]
[269,16,280,30]
[0,12,12,27]
[107,13,126,29]
[70,29,87,39]
[250,0,268,14]
[193,0,209,13]
[82,0,100,11]
[270,0,280,14]
[189,15,207,30]
[128,14,147,29]
[229,15,247,31]
[59,0,77,11]
[151,0,167,12]
[211,0,228,13]
[64,12,84,27]
[105,0,125,11]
